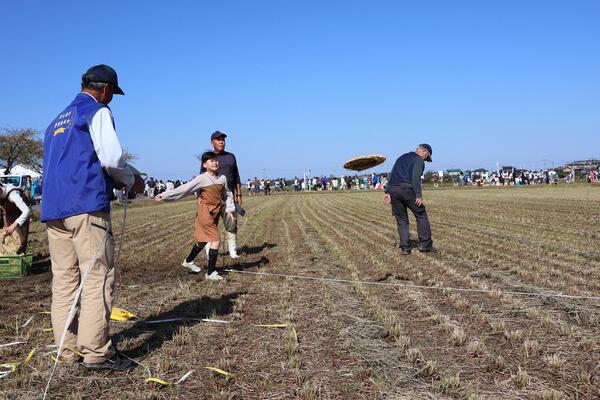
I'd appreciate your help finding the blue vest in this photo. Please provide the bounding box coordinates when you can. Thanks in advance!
[389,152,421,185]
[41,93,112,222]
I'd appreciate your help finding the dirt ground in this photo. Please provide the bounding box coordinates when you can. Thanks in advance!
[1,185,599,399]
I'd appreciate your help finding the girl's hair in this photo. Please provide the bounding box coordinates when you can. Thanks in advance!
[200,151,217,173]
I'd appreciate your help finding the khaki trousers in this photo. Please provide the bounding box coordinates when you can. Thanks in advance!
[47,212,115,363]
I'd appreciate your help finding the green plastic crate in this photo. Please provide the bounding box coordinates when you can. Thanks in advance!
[0,254,33,279]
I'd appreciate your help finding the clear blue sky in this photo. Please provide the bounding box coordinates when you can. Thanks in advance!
[1,1,599,180]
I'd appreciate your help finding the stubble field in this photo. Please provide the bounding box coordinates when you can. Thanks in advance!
[1,185,599,399]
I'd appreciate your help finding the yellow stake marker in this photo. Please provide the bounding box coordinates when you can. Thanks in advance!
[145,377,171,386]
[1,348,37,373]
[110,307,137,322]
[50,355,63,364]
[204,367,234,377]
[65,347,85,358]
[22,348,37,367]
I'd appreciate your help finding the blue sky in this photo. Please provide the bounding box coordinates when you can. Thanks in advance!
[1,1,599,180]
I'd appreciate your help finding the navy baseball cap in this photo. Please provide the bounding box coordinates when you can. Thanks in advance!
[211,131,227,140]
[82,64,124,95]
[418,143,433,162]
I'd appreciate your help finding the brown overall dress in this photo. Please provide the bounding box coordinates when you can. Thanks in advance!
[195,183,224,243]
[0,189,30,254]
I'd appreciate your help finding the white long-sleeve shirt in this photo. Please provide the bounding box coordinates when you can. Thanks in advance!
[1,185,31,226]
[83,93,135,188]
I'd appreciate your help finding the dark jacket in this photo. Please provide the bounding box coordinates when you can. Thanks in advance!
[387,152,425,197]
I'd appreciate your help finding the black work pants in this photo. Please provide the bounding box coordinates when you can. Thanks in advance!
[389,184,433,250]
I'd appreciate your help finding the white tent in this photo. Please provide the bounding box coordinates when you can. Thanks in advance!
[0,164,41,178]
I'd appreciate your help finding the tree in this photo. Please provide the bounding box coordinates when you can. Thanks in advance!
[0,128,43,175]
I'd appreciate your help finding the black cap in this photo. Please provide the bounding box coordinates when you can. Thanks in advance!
[210,131,227,140]
[418,143,433,162]
[82,64,124,95]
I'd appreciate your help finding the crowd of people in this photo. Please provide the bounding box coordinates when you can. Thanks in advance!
[117,165,600,203]
[461,169,561,187]
[244,173,389,195]
[143,177,187,198]
[112,177,190,202]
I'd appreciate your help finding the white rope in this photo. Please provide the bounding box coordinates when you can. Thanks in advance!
[43,197,129,400]
[224,269,600,302]
[115,196,128,266]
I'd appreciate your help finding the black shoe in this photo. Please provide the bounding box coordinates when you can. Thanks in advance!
[401,248,411,256]
[418,246,435,253]
[81,354,134,371]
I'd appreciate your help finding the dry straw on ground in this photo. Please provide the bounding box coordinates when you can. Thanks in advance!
[1,186,600,399]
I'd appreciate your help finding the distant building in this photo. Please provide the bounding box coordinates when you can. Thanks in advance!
[446,168,463,177]
[566,159,600,174]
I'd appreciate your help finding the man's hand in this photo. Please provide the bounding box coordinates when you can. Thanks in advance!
[415,197,424,207]
[384,194,391,205]
[236,194,242,206]
[3,222,18,236]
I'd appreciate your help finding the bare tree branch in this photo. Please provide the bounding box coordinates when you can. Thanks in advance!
[0,128,43,175]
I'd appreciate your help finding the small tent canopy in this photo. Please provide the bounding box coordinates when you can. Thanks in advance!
[0,164,41,178]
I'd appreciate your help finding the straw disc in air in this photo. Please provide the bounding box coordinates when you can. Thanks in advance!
[343,155,386,172]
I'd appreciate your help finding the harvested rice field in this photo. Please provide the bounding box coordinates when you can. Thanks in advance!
[1,185,600,399]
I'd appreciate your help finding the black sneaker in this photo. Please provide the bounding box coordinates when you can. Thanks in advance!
[418,246,435,253]
[81,354,134,371]
[401,248,411,256]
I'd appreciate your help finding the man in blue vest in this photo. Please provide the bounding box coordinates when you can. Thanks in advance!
[384,144,434,255]
[42,65,142,371]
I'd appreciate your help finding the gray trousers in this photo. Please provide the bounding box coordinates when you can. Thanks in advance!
[389,184,433,250]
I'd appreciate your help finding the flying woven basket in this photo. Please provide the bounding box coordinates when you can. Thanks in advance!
[343,155,386,172]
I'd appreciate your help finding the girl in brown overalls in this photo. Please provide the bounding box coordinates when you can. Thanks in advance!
[156,152,235,281]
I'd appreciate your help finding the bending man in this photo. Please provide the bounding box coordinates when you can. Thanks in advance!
[384,144,434,255]
[0,183,32,254]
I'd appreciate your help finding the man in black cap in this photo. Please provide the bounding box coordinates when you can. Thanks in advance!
[204,131,242,258]
[42,64,142,371]
[384,144,434,255]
